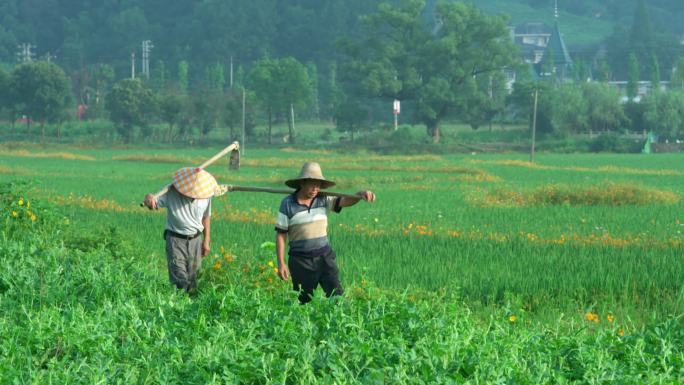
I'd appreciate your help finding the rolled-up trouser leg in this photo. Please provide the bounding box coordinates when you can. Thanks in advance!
[165,234,202,291]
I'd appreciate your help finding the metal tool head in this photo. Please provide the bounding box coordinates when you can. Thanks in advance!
[229,148,240,171]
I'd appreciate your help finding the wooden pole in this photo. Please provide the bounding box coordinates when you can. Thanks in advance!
[530,88,538,163]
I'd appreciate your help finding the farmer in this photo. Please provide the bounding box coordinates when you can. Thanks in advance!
[143,167,217,294]
[275,162,375,304]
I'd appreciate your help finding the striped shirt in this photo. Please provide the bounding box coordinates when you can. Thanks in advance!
[275,194,342,257]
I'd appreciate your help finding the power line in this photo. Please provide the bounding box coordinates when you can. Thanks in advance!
[16,43,36,63]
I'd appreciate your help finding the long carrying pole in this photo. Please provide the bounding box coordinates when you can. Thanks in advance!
[530,88,538,163]
[218,185,360,200]
[141,141,240,206]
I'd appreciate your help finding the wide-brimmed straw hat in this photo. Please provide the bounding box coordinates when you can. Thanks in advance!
[285,162,335,189]
[172,167,218,199]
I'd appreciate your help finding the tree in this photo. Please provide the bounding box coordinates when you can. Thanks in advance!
[248,57,279,144]
[550,83,588,135]
[582,82,626,133]
[92,63,114,119]
[178,60,189,94]
[205,62,226,90]
[463,71,508,131]
[249,56,313,144]
[642,90,684,139]
[334,97,367,142]
[191,90,222,140]
[275,57,313,144]
[627,53,639,101]
[10,61,72,139]
[650,54,660,90]
[158,92,185,141]
[341,0,517,143]
[106,78,156,143]
[0,67,9,120]
[670,57,684,90]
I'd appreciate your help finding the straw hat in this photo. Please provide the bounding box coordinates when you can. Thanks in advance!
[285,162,335,189]
[172,167,218,199]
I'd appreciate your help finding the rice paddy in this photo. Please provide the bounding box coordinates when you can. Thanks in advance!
[1,145,683,383]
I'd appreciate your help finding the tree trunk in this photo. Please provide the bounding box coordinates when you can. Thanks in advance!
[426,120,441,143]
[268,108,272,145]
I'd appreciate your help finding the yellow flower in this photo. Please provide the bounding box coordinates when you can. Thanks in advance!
[213,261,222,270]
[617,328,625,337]
[63,218,70,225]
[26,201,30,209]
[508,315,517,322]
[273,267,278,274]
[11,211,18,217]
[30,214,37,221]
[267,261,275,268]
[220,245,225,253]
[18,198,24,206]
[585,312,599,323]
[606,314,614,323]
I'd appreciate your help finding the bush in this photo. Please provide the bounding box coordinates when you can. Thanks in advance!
[589,133,642,153]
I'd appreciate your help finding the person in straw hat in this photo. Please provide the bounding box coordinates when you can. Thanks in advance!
[144,167,218,294]
[275,161,375,304]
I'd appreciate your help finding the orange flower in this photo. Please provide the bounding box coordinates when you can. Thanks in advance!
[585,312,599,323]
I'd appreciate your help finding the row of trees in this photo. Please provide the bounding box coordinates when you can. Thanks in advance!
[510,79,684,139]
[2,1,684,144]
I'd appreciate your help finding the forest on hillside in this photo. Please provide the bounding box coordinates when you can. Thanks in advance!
[1,0,683,80]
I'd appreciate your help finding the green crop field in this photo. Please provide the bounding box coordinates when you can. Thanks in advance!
[1,143,683,383]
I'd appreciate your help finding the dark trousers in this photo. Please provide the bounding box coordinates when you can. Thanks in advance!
[288,250,344,304]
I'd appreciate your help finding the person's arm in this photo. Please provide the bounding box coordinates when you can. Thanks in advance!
[276,231,289,280]
[201,216,211,257]
[339,190,376,208]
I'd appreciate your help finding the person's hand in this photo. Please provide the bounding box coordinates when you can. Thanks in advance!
[202,241,211,257]
[356,190,376,202]
[278,263,290,281]
[144,193,157,210]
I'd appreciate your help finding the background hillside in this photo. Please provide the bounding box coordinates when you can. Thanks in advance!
[1,0,683,77]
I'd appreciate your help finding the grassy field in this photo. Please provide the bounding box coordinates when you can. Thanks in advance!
[1,143,683,383]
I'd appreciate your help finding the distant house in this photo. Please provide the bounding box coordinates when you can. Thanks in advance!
[509,20,573,83]
[609,80,669,103]
[536,22,573,83]
[510,22,552,64]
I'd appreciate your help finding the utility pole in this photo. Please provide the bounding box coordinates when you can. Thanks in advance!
[42,52,57,62]
[242,87,246,154]
[530,88,539,163]
[290,103,296,143]
[131,52,135,79]
[142,40,153,79]
[16,43,36,63]
[230,56,234,88]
